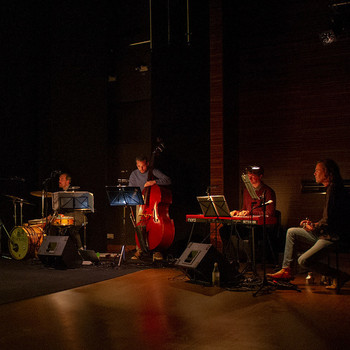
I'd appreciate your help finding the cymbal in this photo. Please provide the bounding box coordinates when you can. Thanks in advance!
[4,195,34,206]
[30,191,53,198]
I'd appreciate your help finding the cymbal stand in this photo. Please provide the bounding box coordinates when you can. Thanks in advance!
[41,189,45,218]
[83,216,88,250]
[19,201,23,226]
[42,175,55,234]
[12,199,17,227]
[11,199,25,227]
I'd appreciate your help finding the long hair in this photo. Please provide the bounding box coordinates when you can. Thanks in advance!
[317,159,343,186]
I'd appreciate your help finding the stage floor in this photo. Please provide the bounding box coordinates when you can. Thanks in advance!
[0,263,350,350]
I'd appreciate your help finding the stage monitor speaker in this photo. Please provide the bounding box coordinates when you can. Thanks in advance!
[38,236,83,269]
[175,242,238,285]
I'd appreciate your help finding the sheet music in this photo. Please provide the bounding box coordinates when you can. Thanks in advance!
[197,195,231,217]
[197,196,217,216]
[210,195,231,217]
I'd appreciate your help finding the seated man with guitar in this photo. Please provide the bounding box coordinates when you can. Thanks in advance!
[220,166,276,266]
[267,159,350,290]
[128,154,173,261]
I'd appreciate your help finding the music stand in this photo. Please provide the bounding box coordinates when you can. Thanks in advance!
[52,191,94,249]
[106,186,144,266]
[197,196,218,217]
[211,195,231,217]
[196,195,230,249]
[52,191,95,212]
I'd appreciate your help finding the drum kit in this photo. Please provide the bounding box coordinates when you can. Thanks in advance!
[2,191,76,261]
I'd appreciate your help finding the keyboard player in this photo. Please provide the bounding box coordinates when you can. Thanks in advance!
[220,166,276,266]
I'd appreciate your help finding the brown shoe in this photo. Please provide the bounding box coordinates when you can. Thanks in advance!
[131,249,142,260]
[267,267,293,280]
[153,251,163,261]
[325,273,350,290]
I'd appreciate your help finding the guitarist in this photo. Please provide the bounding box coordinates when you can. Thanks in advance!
[128,154,171,260]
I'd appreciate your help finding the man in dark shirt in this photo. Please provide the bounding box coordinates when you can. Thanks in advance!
[267,159,350,290]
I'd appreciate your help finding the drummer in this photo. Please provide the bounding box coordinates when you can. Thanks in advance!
[52,172,86,250]
[58,172,72,192]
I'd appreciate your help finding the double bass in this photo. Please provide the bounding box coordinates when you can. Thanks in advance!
[134,142,175,252]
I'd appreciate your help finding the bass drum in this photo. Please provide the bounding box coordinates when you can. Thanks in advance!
[28,218,47,229]
[8,225,44,260]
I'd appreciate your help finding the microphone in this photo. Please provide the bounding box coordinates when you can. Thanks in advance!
[257,200,273,208]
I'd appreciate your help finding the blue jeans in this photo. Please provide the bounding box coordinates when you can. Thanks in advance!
[282,227,336,277]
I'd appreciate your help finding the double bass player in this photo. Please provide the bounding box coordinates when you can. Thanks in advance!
[128,154,172,261]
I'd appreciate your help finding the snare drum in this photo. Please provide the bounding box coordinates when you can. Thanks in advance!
[8,225,44,260]
[52,215,74,226]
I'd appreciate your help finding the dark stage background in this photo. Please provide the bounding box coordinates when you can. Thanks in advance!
[1,0,350,255]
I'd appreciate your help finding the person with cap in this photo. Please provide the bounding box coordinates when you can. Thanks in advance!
[220,166,276,266]
[230,166,276,218]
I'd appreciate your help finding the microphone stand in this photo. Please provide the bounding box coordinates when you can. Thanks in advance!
[42,174,56,235]
[253,192,272,296]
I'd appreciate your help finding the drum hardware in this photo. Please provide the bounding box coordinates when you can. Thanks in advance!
[5,195,33,206]
[82,216,88,250]
[30,190,52,219]
[30,191,53,198]
[4,194,34,226]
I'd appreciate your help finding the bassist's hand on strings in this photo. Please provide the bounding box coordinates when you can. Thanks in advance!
[144,180,156,187]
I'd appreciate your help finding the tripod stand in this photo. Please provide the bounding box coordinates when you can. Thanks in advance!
[106,186,144,267]
[253,193,273,296]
